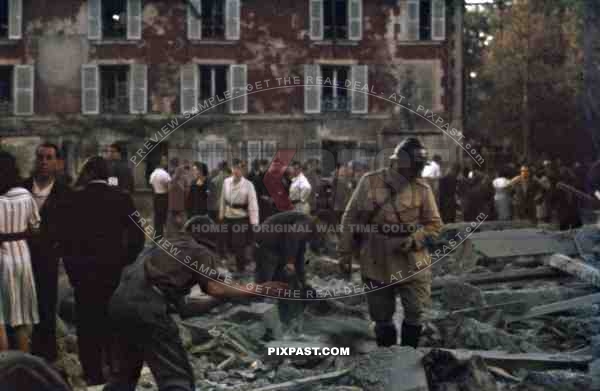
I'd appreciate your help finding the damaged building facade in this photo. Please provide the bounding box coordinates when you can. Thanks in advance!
[0,0,463,186]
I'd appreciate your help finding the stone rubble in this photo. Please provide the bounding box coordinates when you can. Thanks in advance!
[53,224,598,391]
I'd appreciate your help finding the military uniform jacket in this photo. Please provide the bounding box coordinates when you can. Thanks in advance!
[338,168,442,283]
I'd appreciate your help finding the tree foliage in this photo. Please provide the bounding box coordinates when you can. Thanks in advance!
[465,0,585,163]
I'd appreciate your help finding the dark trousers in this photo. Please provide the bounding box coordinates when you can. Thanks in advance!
[74,284,118,385]
[255,245,306,325]
[224,217,252,271]
[30,246,59,362]
[153,194,168,238]
[105,263,194,391]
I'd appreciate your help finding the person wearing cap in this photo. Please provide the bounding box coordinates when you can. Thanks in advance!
[219,158,260,272]
[288,161,312,215]
[104,215,286,391]
[337,137,442,348]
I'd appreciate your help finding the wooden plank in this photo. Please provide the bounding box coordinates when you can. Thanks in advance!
[249,369,351,391]
[470,229,578,258]
[546,254,600,288]
[418,348,592,371]
[432,267,563,290]
[506,292,600,323]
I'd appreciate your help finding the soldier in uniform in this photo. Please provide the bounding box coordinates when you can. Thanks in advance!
[103,215,286,391]
[337,137,442,348]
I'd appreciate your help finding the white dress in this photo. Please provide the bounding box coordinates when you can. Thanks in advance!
[0,187,41,326]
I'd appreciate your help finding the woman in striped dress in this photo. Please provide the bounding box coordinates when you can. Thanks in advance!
[0,151,41,352]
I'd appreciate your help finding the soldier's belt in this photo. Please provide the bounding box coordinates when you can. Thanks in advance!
[376,224,417,238]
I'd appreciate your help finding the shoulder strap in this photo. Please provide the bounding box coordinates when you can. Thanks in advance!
[365,180,405,224]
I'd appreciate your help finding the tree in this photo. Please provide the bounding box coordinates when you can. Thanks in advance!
[466,0,585,164]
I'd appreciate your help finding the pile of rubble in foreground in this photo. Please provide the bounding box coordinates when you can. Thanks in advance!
[59,220,599,391]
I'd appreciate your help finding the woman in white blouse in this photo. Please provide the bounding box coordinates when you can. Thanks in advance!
[492,166,521,221]
[219,159,259,272]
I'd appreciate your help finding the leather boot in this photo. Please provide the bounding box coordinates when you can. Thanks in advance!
[401,323,421,348]
[374,322,397,347]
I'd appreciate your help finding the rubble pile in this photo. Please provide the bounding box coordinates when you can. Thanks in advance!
[56,223,599,390]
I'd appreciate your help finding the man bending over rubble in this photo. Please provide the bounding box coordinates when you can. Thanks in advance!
[103,215,286,391]
[337,137,442,348]
[253,210,327,335]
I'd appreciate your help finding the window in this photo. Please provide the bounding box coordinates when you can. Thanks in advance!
[102,0,127,38]
[180,63,247,114]
[0,0,7,38]
[202,0,225,38]
[197,141,226,172]
[81,64,147,114]
[188,0,240,40]
[88,0,142,40]
[0,65,33,115]
[323,0,346,40]
[0,0,22,39]
[199,65,228,113]
[419,0,431,41]
[245,140,277,166]
[0,66,11,114]
[304,64,368,114]
[321,66,349,112]
[310,0,362,41]
[100,65,129,114]
[403,0,445,41]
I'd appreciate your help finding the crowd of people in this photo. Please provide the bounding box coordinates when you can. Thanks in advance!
[438,159,591,230]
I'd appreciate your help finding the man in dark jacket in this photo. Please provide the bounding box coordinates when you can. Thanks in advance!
[60,157,145,385]
[106,143,135,193]
[23,142,72,363]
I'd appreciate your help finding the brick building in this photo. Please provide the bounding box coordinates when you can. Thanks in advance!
[0,0,464,185]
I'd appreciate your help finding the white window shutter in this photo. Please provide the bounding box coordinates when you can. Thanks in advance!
[188,0,202,40]
[309,0,323,40]
[129,64,147,114]
[8,0,22,39]
[351,65,368,114]
[127,0,142,40]
[247,140,261,166]
[304,64,321,114]
[81,64,99,115]
[432,0,446,41]
[13,65,33,115]
[225,0,240,40]
[180,64,198,114]
[88,0,101,40]
[407,0,419,41]
[230,64,247,114]
[348,0,362,41]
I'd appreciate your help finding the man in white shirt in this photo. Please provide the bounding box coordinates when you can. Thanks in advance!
[219,159,259,272]
[288,161,312,215]
[149,156,171,239]
[422,154,442,179]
